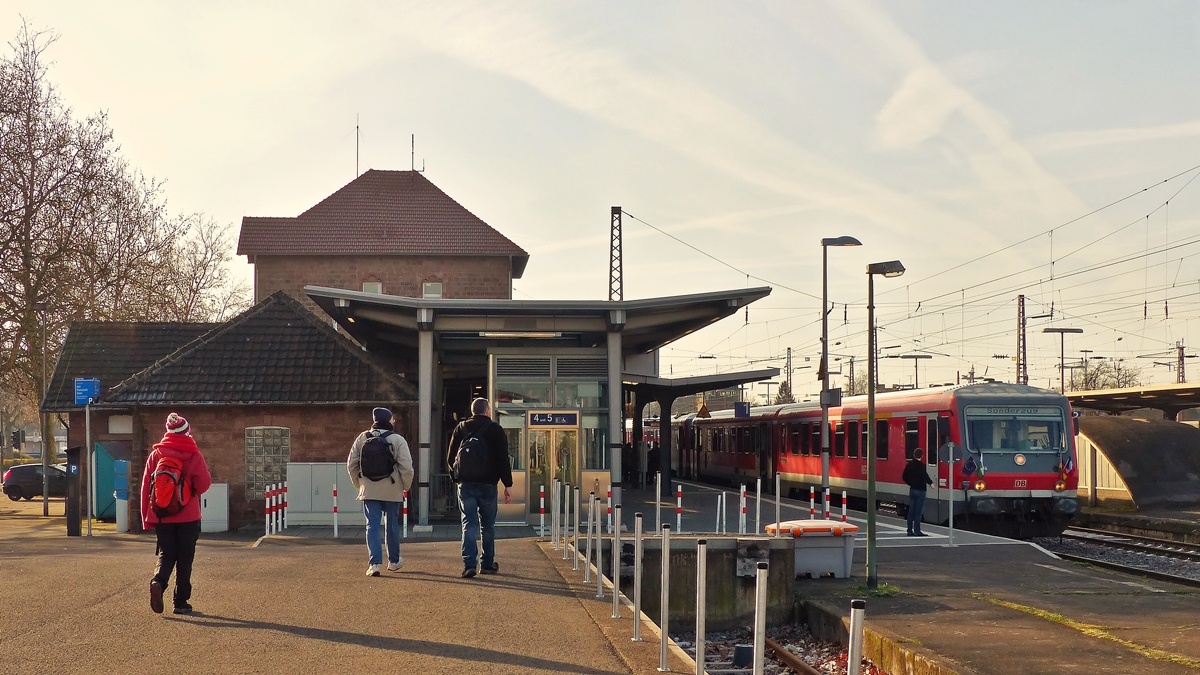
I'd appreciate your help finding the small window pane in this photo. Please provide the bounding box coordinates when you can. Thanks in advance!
[847,420,860,459]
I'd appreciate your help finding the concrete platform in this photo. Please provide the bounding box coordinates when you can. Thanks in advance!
[1077,504,1200,543]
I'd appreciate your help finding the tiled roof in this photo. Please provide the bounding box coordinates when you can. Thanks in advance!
[101,291,416,405]
[43,323,218,411]
[237,170,528,275]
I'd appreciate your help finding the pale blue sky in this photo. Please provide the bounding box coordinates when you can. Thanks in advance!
[5,2,1200,395]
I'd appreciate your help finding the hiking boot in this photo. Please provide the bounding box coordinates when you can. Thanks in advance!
[480,561,499,575]
[173,602,193,615]
[150,581,164,614]
[366,563,381,577]
[461,567,477,579]
[387,558,404,572]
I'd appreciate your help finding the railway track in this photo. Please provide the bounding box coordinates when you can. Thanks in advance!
[1041,527,1200,588]
[1060,526,1200,562]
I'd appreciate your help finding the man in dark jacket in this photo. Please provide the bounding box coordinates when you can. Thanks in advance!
[446,398,513,578]
[902,448,933,536]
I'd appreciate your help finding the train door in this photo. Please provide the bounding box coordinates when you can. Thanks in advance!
[756,422,772,490]
[924,415,941,523]
[526,411,580,525]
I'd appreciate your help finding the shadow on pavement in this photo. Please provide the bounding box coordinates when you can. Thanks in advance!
[166,613,620,674]
[381,569,575,599]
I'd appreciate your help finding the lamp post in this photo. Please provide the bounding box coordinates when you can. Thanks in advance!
[820,236,862,514]
[886,354,933,389]
[1042,327,1083,393]
[866,260,905,590]
[32,301,48,516]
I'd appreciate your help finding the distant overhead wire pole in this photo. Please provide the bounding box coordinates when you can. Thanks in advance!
[609,207,623,301]
[1016,295,1028,385]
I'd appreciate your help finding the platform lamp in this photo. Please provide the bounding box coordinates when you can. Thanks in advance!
[1042,327,1083,393]
[820,236,862,515]
[33,301,48,517]
[866,260,905,590]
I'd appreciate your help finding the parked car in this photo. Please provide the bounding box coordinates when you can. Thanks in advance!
[2,463,67,500]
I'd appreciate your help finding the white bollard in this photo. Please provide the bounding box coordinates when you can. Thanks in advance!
[573,487,582,571]
[695,538,708,675]
[721,491,727,534]
[552,479,560,551]
[584,492,595,583]
[632,512,644,642]
[848,599,866,675]
[755,477,761,533]
[774,474,781,538]
[740,484,747,534]
[333,485,339,539]
[264,485,271,537]
[753,560,768,675]
[403,490,409,538]
[611,504,622,619]
[659,523,671,672]
[655,472,662,534]
[715,491,722,533]
[563,482,572,560]
[596,496,605,600]
[676,484,682,534]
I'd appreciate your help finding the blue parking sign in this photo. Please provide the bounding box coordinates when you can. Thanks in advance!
[74,378,100,405]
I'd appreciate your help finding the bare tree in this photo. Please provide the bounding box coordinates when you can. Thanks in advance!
[846,371,871,396]
[1069,360,1142,391]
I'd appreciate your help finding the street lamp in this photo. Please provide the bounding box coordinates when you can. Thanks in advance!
[1042,327,1083,393]
[886,354,933,389]
[820,236,862,515]
[866,259,904,590]
[32,301,49,517]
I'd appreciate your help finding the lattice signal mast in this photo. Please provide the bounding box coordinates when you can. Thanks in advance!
[609,207,623,301]
[1016,295,1029,385]
[1179,341,1187,384]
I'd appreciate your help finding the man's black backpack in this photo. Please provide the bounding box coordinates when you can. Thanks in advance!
[453,431,492,484]
[360,431,396,482]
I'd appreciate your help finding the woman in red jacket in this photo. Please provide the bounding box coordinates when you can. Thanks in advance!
[140,413,212,614]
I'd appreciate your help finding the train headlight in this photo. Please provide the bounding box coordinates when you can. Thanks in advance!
[1013,454,1026,466]
[1055,479,1067,492]
[973,479,986,492]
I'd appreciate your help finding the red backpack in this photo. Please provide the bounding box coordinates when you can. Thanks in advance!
[151,455,190,518]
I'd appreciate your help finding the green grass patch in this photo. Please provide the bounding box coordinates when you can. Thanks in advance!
[843,583,904,598]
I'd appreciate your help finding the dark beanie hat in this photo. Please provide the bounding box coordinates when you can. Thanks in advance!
[373,407,393,425]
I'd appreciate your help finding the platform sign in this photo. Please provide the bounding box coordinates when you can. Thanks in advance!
[938,441,962,464]
[529,412,579,427]
[74,378,100,406]
[734,402,750,418]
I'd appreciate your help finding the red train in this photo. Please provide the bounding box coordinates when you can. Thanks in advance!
[669,383,1080,537]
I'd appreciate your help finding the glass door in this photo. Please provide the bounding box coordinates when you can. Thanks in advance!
[497,414,527,523]
[526,411,581,526]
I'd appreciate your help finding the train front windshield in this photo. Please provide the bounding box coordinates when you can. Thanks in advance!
[965,408,1066,453]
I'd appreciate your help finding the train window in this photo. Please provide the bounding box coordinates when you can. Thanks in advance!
[800,423,810,456]
[834,422,845,458]
[875,420,889,460]
[811,424,821,457]
[905,418,920,460]
[926,419,938,466]
[861,422,869,458]
[789,423,801,455]
[847,420,859,458]
[745,427,753,454]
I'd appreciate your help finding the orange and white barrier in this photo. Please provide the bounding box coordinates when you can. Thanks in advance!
[332,484,339,538]
[675,485,682,533]
[403,490,409,538]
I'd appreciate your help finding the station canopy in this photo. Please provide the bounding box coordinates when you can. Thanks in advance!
[1067,382,1200,419]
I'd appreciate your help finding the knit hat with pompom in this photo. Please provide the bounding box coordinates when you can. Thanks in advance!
[165,413,190,435]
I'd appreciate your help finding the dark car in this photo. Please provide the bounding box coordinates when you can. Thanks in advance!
[2,463,67,500]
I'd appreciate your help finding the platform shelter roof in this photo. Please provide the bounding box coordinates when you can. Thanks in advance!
[1067,382,1200,419]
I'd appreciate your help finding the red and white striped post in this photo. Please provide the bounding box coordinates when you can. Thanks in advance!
[276,482,283,534]
[809,486,815,520]
[332,484,339,539]
[606,486,613,534]
[676,484,682,533]
[739,484,747,534]
[264,485,272,536]
[841,490,848,523]
[403,490,409,538]
[824,488,830,520]
[539,484,546,537]
[282,481,289,531]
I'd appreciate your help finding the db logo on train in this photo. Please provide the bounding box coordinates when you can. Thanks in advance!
[1014,479,1027,488]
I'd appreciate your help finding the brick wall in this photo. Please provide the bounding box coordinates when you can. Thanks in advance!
[253,254,513,312]
[71,404,418,533]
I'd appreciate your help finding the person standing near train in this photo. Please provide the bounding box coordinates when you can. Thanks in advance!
[902,448,933,536]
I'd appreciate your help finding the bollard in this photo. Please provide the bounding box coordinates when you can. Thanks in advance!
[585,492,595,583]
[611,504,622,619]
[714,492,722,533]
[824,487,830,520]
[774,474,781,538]
[540,484,546,537]
[573,486,582,571]
[333,485,339,539]
[283,481,288,531]
[755,477,761,533]
[848,599,866,675]
[607,486,613,534]
[403,491,409,537]
[676,484,682,533]
[721,491,727,534]
[264,485,271,537]
[596,496,605,600]
[632,512,644,642]
[810,485,815,519]
[553,479,560,551]
[563,482,572,560]
[275,483,282,534]
[695,538,707,675]
[842,490,848,523]
[739,484,747,534]
[752,560,768,675]
[658,523,671,672]
[655,472,662,534]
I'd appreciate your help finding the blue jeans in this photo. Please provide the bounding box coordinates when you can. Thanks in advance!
[363,500,401,565]
[458,482,498,569]
[907,488,927,535]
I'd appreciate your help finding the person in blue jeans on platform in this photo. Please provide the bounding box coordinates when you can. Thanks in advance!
[348,408,414,576]
[446,398,513,578]
[902,448,933,536]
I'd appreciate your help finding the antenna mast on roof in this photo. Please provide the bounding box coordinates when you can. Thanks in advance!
[355,114,361,177]
[609,207,622,301]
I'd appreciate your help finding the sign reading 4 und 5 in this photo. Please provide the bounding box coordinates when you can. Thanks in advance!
[529,412,579,427]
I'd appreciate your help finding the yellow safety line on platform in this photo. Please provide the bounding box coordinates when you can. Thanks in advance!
[971,593,1200,670]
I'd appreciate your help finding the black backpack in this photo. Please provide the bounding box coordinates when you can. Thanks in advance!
[360,431,396,482]
[453,429,492,484]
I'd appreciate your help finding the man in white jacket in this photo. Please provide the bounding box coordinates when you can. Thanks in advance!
[348,407,415,576]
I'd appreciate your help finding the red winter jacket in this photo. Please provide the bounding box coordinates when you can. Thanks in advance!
[140,433,213,529]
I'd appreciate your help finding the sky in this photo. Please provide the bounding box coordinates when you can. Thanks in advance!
[5,2,1200,399]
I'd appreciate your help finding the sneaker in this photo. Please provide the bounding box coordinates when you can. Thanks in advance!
[366,563,381,577]
[173,603,193,614]
[387,558,404,572]
[150,581,164,614]
[480,561,499,575]
[461,567,477,578]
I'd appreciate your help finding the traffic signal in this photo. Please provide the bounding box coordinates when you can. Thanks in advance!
[10,430,19,450]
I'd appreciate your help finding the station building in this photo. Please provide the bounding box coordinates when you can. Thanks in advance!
[43,170,773,531]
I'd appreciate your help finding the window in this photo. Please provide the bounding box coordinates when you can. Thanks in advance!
[875,420,889,460]
[800,423,810,456]
[927,418,939,466]
[862,422,869,458]
[847,420,860,458]
[789,422,801,456]
[362,281,383,294]
[810,423,821,457]
[107,415,133,435]
[905,418,920,460]
[245,426,291,500]
[422,282,443,298]
[834,422,845,458]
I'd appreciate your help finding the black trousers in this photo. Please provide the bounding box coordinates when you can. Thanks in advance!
[153,520,201,605]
